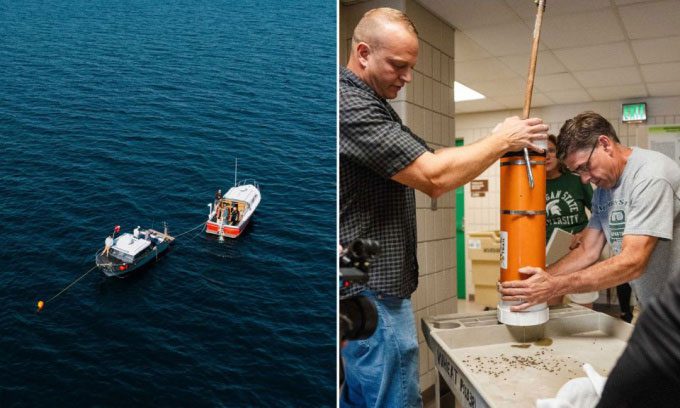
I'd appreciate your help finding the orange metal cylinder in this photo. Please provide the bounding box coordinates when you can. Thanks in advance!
[499,154,546,282]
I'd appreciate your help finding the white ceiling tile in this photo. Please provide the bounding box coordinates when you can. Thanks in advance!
[646,81,680,97]
[614,0,658,5]
[468,77,527,97]
[454,31,491,62]
[641,62,680,83]
[573,66,642,88]
[535,73,581,92]
[506,0,610,21]
[554,42,635,71]
[632,36,680,64]
[464,22,539,57]
[619,0,680,39]
[531,93,554,108]
[455,58,519,83]
[540,9,626,49]
[544,89,593,105]
[491,95,524,110]
[499,52,568,76]
[408,0,680,113]
[588,84,648,101]
[493,93,553,109]
[455,98,507,113]
[419,0,517,31]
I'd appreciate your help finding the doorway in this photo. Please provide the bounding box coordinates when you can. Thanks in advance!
[455,138,465,299]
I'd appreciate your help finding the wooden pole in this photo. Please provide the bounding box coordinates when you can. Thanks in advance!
[523,0,546,119]
[521,0,546,189]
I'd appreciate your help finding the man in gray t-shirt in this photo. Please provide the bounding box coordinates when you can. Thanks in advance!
[501,111,680,311]
[589,147,680,307]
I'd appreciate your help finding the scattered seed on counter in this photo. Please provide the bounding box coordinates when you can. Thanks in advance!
[461,346,583,380]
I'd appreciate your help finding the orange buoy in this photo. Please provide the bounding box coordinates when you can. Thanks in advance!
[499,153,546,282]
[37,300,45,312]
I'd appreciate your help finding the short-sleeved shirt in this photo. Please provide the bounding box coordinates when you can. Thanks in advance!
[339,66,431,299]
[546,172,593,240]
[589,147,680,308]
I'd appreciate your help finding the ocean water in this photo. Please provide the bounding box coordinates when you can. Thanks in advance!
[0,1,336,406]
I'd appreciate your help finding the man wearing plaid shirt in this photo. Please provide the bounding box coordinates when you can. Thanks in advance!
[339,7,548,408]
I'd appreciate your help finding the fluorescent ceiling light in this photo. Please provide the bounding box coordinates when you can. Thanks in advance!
[454,81,485,102]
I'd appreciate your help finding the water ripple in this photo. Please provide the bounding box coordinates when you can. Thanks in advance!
[0,1,336,406]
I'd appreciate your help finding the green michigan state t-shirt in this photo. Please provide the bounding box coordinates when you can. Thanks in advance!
[546,172,593,240]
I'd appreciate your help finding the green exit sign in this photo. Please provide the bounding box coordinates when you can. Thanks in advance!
[622,102,647,123]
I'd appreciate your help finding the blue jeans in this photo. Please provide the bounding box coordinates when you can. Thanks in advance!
[340,291,422,408]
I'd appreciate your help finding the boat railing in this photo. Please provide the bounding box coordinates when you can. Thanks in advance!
[236,179,259,189]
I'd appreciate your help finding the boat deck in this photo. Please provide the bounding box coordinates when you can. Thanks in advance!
[147,229,175,242]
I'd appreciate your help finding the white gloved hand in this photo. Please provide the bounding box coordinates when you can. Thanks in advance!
[536,364,606,408]
[582,363,606,396]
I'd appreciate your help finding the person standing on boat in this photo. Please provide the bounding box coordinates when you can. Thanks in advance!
[214,189,223,219]
[103,235,113,257]
[230,203,239,225]
[215,200,225,222]
[339,7,548,408]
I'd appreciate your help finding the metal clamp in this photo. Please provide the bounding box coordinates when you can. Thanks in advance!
[500,160,545,166]
[523,148,535,189]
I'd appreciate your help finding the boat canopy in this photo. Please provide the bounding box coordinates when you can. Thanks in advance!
[226,185,257,203]
[113,233,151,257]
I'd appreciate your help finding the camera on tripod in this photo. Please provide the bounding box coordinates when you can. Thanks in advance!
[339,239,381,341]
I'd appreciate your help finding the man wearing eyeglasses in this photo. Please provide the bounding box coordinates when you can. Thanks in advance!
[500,111,680,312]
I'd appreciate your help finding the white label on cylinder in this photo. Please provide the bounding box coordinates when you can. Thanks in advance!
[500,231,508,269]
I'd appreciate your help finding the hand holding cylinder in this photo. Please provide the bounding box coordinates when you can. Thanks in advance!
[500,266,560,311]
[491,116,548,154]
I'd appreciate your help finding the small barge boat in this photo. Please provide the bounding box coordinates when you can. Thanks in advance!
[206,160,261,239]
[96,224,175,277]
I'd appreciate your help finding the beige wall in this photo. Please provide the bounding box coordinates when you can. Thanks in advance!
[340,0,457,393]
[457,96,680,297]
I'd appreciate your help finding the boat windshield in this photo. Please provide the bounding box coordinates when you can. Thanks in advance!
[109,248,136,263]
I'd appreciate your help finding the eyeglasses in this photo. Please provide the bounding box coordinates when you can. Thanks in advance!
[570,139,599,176]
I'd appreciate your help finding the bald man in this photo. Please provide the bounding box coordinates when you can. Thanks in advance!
[339,7,548,408]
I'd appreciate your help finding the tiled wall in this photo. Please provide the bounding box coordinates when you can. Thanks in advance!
[340,0,457,393]
[456,96,680,296]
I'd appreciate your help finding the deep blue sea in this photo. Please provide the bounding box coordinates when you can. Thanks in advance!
[0,1,336,406]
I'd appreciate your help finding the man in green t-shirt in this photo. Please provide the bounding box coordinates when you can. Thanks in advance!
[545,134,593,247]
